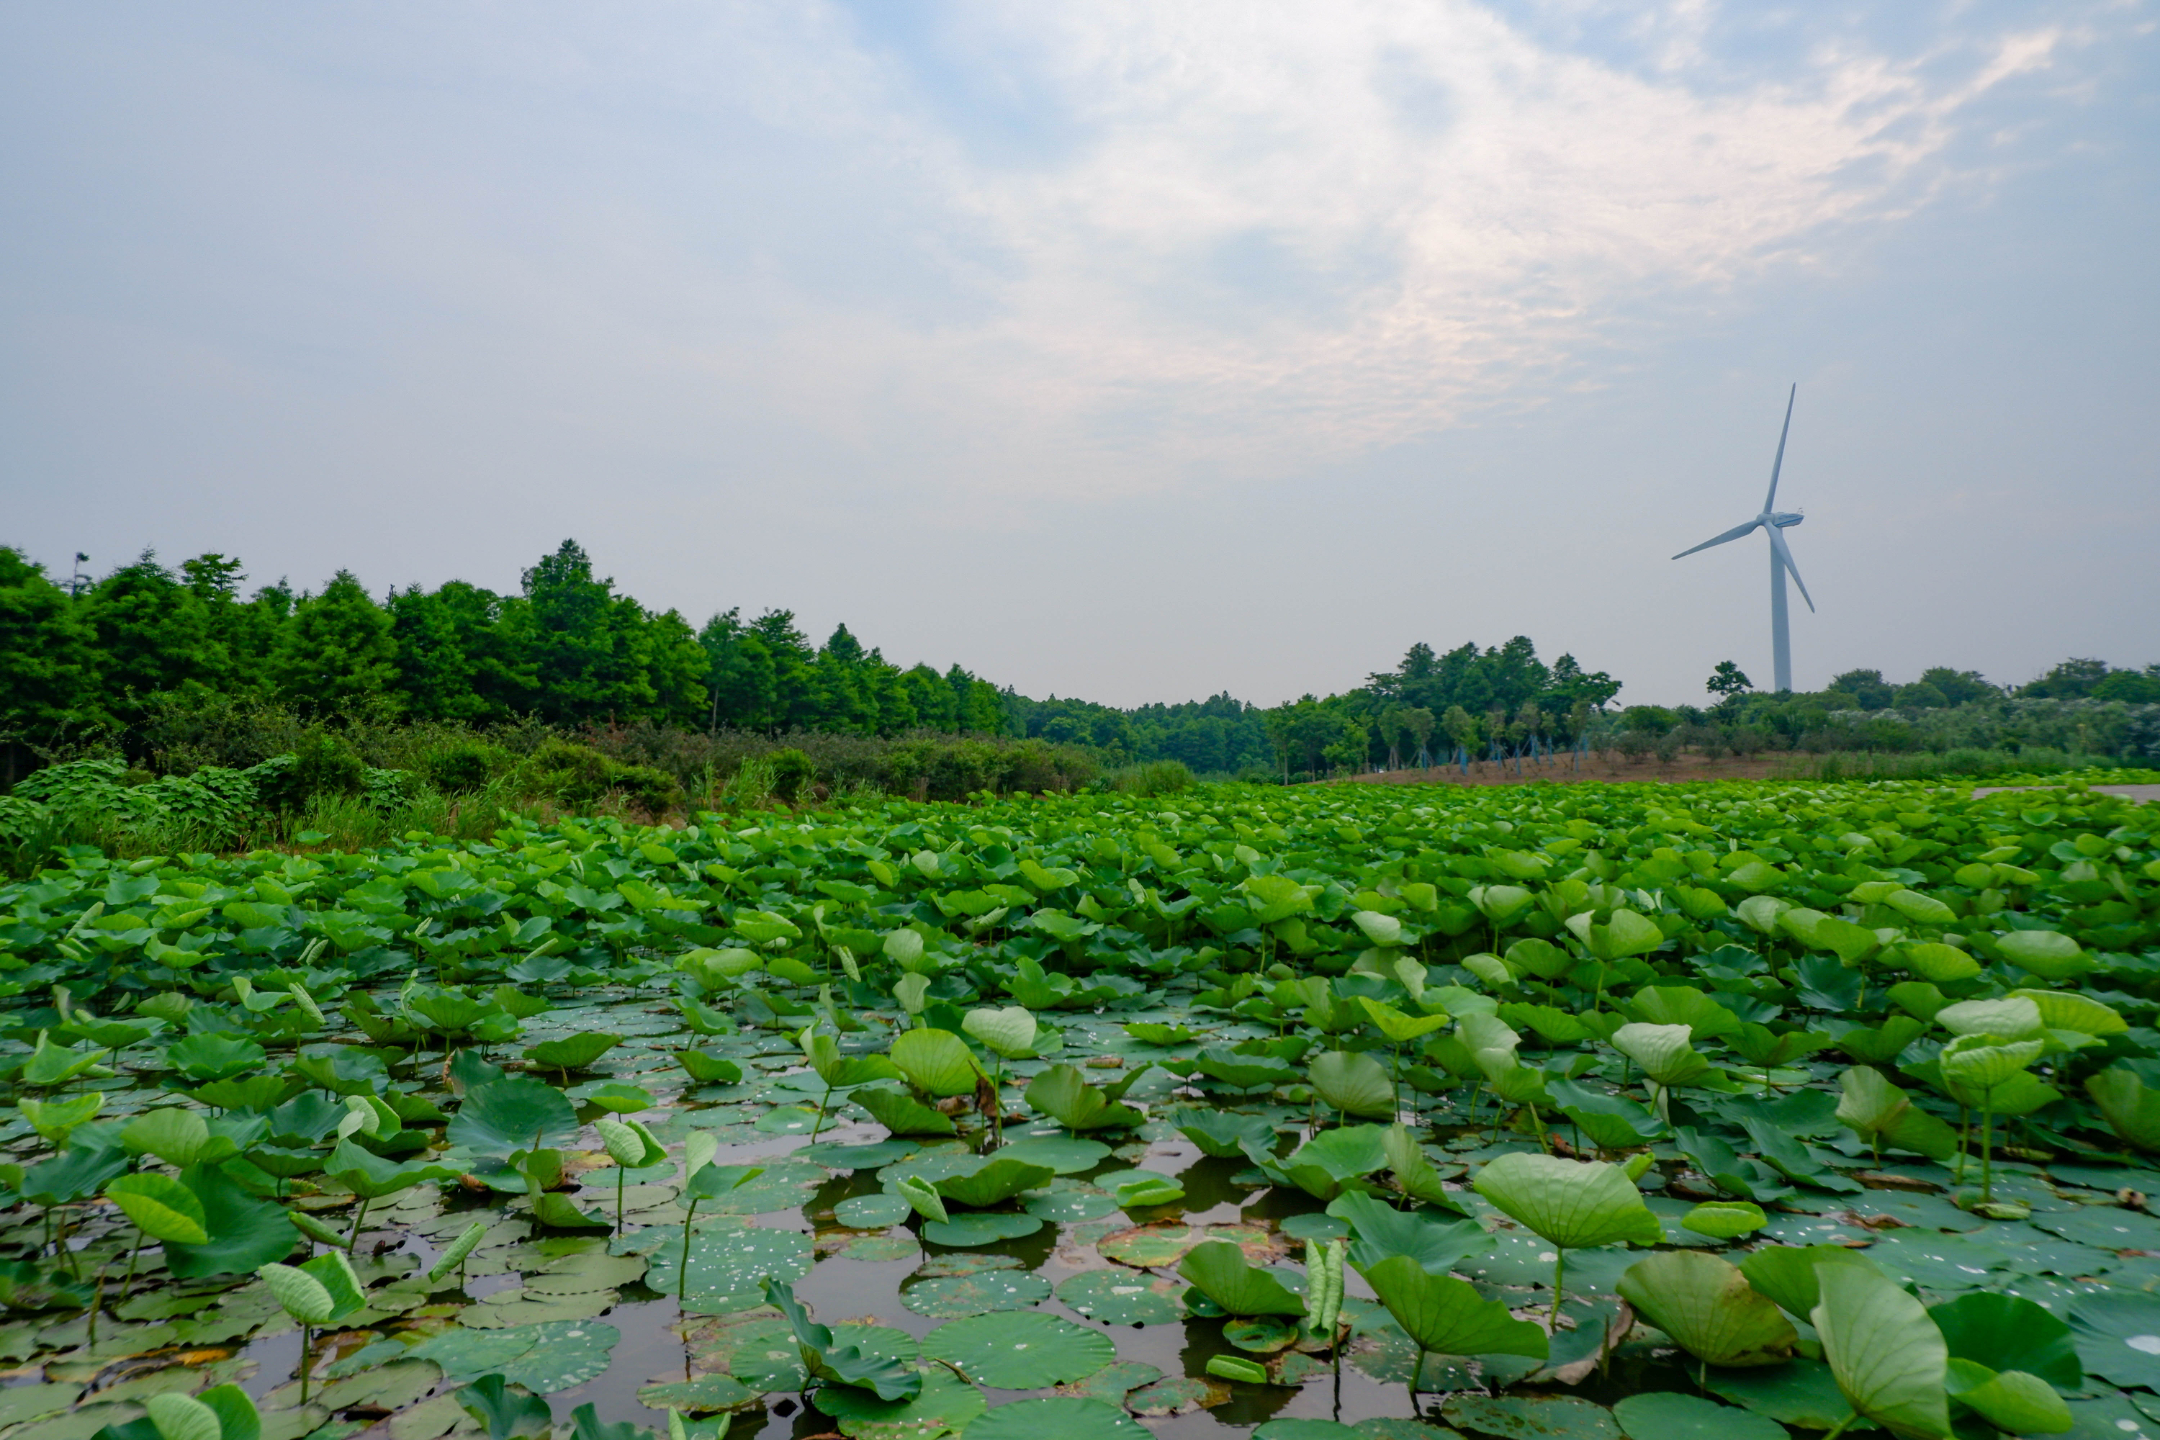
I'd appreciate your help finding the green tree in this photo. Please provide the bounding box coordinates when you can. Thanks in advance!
[1440,704,1479,763]
[2093,667,2160,704]
[1917,667,1995,706]
[0,549,103,781]
[500,541,703,725]
[1401,706,1435,767]
[271,572,400,715]
[389,582,525,722]
[1826,668,1894,710]
[2020,658,2111,700]
[79,552,229,720]
[1706,660,1753,699]
[1377,706,1407,769]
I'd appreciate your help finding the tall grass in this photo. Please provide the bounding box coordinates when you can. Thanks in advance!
[1768,746,2129,783]
[1098,759,1198,796]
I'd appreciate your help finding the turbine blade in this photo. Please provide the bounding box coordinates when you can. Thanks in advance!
[1763,383,1796,513]
[1671,519,1763,560]
[1769,524,1815,612]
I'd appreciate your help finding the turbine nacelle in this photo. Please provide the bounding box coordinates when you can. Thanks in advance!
[1766,511,1803,529]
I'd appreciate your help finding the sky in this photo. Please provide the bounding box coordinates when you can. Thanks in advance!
[3,1,2155,710]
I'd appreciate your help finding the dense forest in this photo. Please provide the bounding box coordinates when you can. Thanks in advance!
[5,539,2155,794]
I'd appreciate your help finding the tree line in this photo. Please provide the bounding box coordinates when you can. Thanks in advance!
[1,539,1628,786]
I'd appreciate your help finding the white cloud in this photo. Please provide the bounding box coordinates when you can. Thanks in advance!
[712,1,2079,498]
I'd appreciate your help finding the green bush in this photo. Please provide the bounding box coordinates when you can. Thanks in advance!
[768,748,816,803]
[609,763,680,817]
[426,741,505,794]
[1102,759,1196,796]
[521,740,615,805]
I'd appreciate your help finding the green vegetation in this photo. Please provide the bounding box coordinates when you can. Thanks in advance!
[0,772,2156,1438]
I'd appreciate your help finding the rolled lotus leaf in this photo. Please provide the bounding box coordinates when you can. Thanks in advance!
[1995,929,2088,979]
[1353,910,1404,947]
[962,1006,1037,1059]
[1939,1035,2044,1092]
[256,1263,336,1325]
[1936,997,2044,1041]
[2087,1068,2160,1152]
[1359,1254,1548,1360]
[1613,1023,1712,1088]
[1471,1152,1663,1251]
[1811,1261,1951,1440]
[145,1393,223,1440]
[1617,1251,1796,1367]
[1903,943,1981,984]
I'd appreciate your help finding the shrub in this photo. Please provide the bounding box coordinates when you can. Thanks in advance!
[767,748,816,803]
[609,763,680,817]
[426,742,504,794]
[521,740,614,805]
[1104,759,1196,796]
[259,730,367,811]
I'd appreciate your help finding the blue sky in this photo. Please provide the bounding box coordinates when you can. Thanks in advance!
[3,1,2154,708]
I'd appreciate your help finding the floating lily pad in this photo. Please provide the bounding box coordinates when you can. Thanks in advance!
[1703,1357,1855,1430]
[496,1321,621,1393]
[1123,1378,1227,1417]
[1224,1316,1301,1353]
[923,1214,1043,1247]
[804,1140,943,1171]
[2071,1290,2160,1389]
[1279,1214,1351,1245]
[1054,1271,1184,1326]
[1440,1395,1617,1440]
[962,1397,1146,1440]
[1055,1362,1162,1403]
[642,1225,815,1304]
[916,1252,1024,1278]
[317,1359,442,1414]
[702,1162,828,1214]
[403,1326,540,1384]
[463,1290,617,1327]
[2037,1206,2160,1251]
[1096,1223,1270,1269]
[637,1375,756,1413]
[739,1322,916,1392]
[996,1137,1113,1174]
[840,1233,923,1263]
[819,1365,987,1440]
[924,1312,1118,1388]
[902,1271,1053,1318]
[837,1194,915,1228]
[757,1105,825,1134]
[0,1385,82,1427]
[1611,1392,1785,1440]
[1253,1422,1358,1440]
[1025,1186,1121,1222]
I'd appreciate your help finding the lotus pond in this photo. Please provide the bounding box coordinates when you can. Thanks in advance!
[2,776,2160,1440]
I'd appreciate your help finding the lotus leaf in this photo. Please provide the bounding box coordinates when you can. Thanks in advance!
[1615,1251,1796,1367]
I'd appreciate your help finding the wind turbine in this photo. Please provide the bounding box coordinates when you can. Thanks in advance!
[1672,384,1814,694]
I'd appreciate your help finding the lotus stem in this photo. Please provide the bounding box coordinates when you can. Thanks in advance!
[300,1324,312,1405]
[347,1198,371,1253]
[679,1197,699,1304]
[122,1231,145,1303]
[1549,1249,1566,1327]
[1408,1346,1425,1417]
[87,1263,105,1349]
[1819,1413,1858,1440]
[1981,1101,1995,1202]
[618,1166,627,1234]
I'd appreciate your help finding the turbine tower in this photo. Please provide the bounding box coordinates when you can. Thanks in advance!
[1672,384,1814,694]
